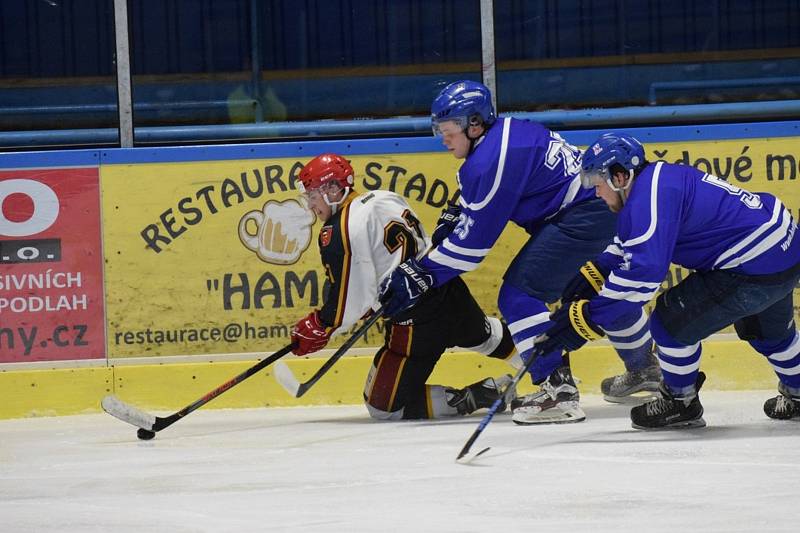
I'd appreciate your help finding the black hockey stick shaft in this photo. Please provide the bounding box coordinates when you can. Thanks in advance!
[293,308,383,398]
[151,342,295,431]
[456,345,553,461]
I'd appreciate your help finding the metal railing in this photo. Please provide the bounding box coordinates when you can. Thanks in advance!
[3,99,800,149]
[649,76,800,105]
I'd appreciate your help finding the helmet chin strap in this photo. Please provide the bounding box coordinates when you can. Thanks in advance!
[323,186,351,214]
[466,127,486,154]
[606,169,635,205]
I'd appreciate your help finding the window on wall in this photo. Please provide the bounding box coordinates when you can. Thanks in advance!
[2,0,799,146]
[255,0,482,123]
[126,0,482,129]
[0,0,117,133]
[493,0,800,114]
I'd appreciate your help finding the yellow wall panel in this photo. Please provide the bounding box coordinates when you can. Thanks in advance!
[2,367,112,418]
[0,339,781,420]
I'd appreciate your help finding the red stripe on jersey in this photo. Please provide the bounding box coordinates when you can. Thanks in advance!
[366,347,408,412]
[388,322,413,356]
[332,199,353,329]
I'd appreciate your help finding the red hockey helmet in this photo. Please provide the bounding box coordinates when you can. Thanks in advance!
[298,153,354,193]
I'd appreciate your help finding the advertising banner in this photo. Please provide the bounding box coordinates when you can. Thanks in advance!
[0,168,106,363]
[102,133,800,358]
[101,154,475,357]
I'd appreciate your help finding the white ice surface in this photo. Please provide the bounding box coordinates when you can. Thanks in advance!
[1,392,798,533]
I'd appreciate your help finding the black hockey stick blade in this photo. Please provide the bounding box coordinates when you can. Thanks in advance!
[274,309,383,398]
[456,346,547,463]
[101,343,294,433]
[455,396,505,463]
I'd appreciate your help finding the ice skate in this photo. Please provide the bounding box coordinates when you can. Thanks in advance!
[601,364,662,404]
[763,383,800,420]
[511,366,586,425]
[630,372,706,429]
[446,375,514,415]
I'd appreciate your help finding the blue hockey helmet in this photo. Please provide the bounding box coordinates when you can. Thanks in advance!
[431,80,496,136]
[580,132,646,190]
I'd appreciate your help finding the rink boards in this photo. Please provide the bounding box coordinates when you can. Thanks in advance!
[1,121,799,418]
[0,339,781,419]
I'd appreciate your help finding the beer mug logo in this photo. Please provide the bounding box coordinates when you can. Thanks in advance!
[238,199,315,264]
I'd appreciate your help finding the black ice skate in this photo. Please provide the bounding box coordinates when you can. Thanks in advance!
[630,372,706,430]
[601,364,662,404]
[446,375,514,415]
[511,366,586,425]
[763,383,800,420]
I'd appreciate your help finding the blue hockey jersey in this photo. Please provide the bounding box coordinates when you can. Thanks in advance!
[590,161,800,329]
[420,117,595,285]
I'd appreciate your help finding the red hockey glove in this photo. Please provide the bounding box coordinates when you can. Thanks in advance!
[291,310,331,355]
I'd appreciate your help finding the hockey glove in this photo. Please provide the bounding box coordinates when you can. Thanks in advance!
[560,261,609,304]
[430,202,462,247]
[291,310,331,356]
[378,257,435,318]
[538,300,604,354]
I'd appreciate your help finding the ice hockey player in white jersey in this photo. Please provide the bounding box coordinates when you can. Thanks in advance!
[379,80,660,425]
[532,132,800,428]
[289,153,516,420]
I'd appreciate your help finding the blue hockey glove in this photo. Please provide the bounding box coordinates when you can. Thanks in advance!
[430,202,462,247]
[378,257,435,318]
[560,261,609,304]
[538,300,604,354]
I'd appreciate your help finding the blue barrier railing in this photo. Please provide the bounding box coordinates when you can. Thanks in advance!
[0,100,260,116]
[649,77,800,105]
[1,99,800,149]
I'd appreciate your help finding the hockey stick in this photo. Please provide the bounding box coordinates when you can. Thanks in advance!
[273,308,383,398]
[101,342,295,437]
[456,344,548,463]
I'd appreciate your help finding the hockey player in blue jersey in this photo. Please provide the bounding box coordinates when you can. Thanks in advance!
[378,80,661,424]
[533,132,800,428]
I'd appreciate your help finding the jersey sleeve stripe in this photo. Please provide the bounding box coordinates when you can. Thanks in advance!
[622,161,663,247]
[442,239,491,257]
[607,272,662,289]
[598,287,657,303]
[427,248,480,272]
[463,117,511,211]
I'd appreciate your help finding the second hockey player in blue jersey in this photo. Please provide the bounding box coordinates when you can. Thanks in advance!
[535,132,800,428]
[379,80,662,424]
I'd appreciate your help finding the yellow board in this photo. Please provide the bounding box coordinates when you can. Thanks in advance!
[99,136,800,361]
[100,155,463,359]
[6,134,797,419]
[3,367,113,419]
[0,339,780,420]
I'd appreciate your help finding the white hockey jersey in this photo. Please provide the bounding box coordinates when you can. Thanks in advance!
[317,190,430,334]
